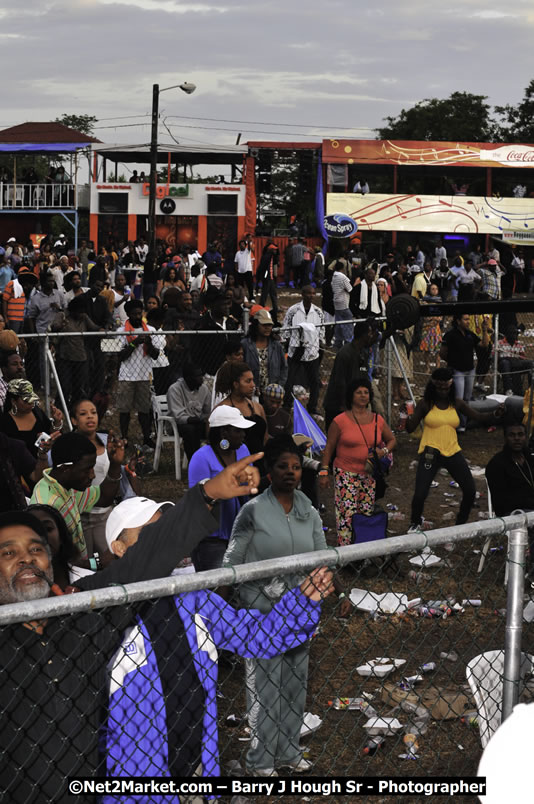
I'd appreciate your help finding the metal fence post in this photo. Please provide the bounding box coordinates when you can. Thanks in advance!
[43,334,51,417]
[493,313,499,395]
[47,347,73,431]
[242,305,250,335]
[502,520,529,722]
[386,338,392,425]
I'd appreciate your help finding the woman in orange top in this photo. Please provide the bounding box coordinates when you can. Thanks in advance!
[319,377,396,546]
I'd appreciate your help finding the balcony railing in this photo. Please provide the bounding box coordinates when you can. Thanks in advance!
[0,183,76,210]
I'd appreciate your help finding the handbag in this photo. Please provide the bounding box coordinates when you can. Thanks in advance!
[355,414,390,500]
[352,510,388,544]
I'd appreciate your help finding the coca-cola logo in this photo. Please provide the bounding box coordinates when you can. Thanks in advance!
[506,151,534,162]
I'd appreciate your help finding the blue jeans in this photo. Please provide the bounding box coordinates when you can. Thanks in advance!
[453,368,475,427]
[334,308,353,349]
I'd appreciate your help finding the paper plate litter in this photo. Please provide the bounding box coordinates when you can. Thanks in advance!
[356,657,406,678]
[349,588,415,614]
[363,716,403,736]
[300,712,322,736]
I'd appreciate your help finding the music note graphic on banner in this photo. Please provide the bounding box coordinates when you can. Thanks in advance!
[466,200,481,215]
[497,215,512,231]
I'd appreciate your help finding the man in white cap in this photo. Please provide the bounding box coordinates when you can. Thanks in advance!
[101,494,333,793]
[187,404,254,571]
[0,454,269,801]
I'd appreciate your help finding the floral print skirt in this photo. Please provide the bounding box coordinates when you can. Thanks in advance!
[334,466,376,547]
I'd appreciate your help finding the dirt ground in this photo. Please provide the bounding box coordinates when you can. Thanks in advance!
[118,290,533,802]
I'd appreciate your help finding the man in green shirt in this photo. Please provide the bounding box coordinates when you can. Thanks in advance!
[31,432,124,560]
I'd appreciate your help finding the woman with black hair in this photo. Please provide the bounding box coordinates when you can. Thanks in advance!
[187,406,253,572]
[320,376,396,546]
[215,361,268,459]
[406,367,504,531]
[224,434,342,775]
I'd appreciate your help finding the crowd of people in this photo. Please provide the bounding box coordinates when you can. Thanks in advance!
[1,228,534,790]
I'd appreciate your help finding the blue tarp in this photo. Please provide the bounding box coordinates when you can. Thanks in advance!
[0,143,90,152]
[293,397,327,452]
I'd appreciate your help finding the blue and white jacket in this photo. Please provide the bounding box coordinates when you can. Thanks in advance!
[103,586,321,803]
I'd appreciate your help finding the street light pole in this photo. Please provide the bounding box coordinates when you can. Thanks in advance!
[147,81,196,256]
[148,83,160,255]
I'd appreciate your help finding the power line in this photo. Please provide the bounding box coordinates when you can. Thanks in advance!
[164,114,375,131]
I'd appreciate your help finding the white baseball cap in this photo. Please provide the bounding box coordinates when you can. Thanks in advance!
[105,497,173,549]
[208,406,255,429]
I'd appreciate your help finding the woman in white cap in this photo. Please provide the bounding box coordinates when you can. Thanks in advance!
[188,405,254,572]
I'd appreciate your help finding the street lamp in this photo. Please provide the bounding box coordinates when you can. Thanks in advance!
[148,81,197,253]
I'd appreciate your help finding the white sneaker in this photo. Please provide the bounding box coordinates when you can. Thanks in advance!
[407,524,421,533]
[279,758,313,772]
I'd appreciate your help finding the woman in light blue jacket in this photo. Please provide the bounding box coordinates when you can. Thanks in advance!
[224,435,332,776]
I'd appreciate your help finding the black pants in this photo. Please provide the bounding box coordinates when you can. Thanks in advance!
[237,271,254,300]
[284,357,321,414]
[259,278,279,321]
[177,420,205,461]
[410,450,476,527]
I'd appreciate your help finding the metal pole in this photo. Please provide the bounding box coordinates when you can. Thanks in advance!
[43,335,51,416]
[148,83,159,255]
[386,338,392,424]
[502,522,529,722]
[493,313,499,395]
[389,335,416,405]
[242,305,250,335]
[47,348,72,431]
[526,368,534,442]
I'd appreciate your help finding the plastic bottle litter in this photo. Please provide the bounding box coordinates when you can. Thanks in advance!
[362,736,385,756]
[461,710,479,728]
[440,651,459,662]
[431,481,439,488]
[444,492,456,498]
[398,674,424,690]
[461,599,481,607]
[449,481,459,488]
[386,503,399,511]
[399,733,419,760]
[418,662,437,673]
[328,698,377,716]
[389,512,406,521]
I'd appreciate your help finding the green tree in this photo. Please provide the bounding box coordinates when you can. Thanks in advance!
[54,114,97,136]
[376,92,495,142]
[494,80,534,143]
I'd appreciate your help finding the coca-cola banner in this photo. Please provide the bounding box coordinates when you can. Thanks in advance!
[322,139,534,169]
[326,193,534,235]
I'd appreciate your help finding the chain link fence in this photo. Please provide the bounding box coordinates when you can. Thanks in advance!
[14,300,534,433]
[1,512,533,802]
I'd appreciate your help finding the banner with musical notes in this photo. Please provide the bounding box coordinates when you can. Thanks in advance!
[326,193,534,234]
[322,140,534,168]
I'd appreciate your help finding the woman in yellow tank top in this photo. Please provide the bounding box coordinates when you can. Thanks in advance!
[406,367,504,531]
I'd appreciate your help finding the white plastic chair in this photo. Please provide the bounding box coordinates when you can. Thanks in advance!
[32,185,45,207]
[478,480,509,585]
[152,394,185,480]
[466,650,533,748]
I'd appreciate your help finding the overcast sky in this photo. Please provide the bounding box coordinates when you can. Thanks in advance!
[1,0,533,153]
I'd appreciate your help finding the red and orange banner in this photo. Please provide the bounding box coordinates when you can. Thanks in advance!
[322,139,534,169]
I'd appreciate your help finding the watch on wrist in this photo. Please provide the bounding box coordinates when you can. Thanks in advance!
[199,478,218,506]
